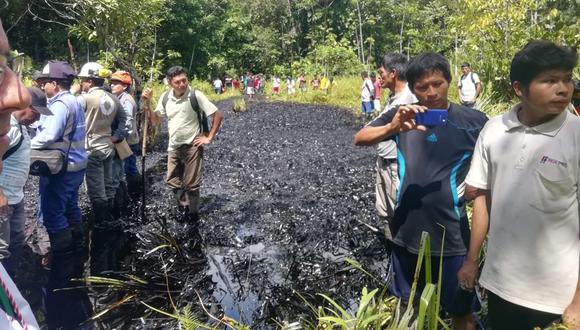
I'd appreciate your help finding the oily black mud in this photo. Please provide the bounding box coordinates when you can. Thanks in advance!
[22,99,391,329]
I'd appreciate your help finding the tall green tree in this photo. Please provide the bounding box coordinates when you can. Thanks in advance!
[449,0,580,98]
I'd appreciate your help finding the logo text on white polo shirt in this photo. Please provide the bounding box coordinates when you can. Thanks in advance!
[539,156,568,168]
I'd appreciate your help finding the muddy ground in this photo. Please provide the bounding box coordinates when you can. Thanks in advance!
[20,99,391,329]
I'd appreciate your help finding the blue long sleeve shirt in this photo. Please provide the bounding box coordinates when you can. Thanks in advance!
[31,90,88,171]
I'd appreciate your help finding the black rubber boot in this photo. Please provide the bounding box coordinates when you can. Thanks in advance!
[113,181,129,218]
[91,200,114,275]
[45,228,93,330]
[173,188,188,207]
[126,175,142,198]
[185,190,200,219]
[69,221,87,278]
[3,243,23,278]
[172,188,188,221]
[184,190,203,253]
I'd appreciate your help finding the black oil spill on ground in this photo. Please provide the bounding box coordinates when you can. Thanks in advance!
[22,99,391,329]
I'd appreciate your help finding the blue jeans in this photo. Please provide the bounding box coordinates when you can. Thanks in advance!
[112,157,125,189]
[39,170,86,233]
[361,101,373,113]
[124,143,140,177]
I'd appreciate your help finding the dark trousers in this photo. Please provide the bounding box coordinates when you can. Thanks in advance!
[388,244,478,316]
[488,291,560,330]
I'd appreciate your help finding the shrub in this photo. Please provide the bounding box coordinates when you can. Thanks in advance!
[233,98,247,112]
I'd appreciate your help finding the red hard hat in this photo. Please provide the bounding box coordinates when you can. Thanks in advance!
[110,71,132,85]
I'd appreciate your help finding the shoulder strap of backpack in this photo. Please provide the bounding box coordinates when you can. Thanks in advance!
[2,124,23,161]
[189,89,199,111]
[470,72,476,85]
[162,91,170,109]
[364,80,374,95]
[189,89,209,133]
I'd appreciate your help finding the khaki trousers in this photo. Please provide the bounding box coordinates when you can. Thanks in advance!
[375,157,398,219]
[166,143,203,193]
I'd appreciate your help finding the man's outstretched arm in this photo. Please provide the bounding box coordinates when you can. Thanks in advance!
[354,104,427,146]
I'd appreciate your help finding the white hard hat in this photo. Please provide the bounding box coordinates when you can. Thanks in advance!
[78,62,108,79]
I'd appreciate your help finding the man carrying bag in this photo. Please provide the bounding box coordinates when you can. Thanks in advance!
[31,61,92,329]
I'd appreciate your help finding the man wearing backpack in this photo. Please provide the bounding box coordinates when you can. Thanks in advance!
[360,71,375,120]
[457,63,482,108]
[77,62,128,274]
[143,66,223,224]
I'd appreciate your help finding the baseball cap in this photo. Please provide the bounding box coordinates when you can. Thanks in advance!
[39,60,76,80]
[31,70,43,81]
[27,87,53,115]
[110,71,132,85]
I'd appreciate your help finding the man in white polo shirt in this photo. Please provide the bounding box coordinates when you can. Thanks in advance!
[458,41,580,329]
[144,66,223,224]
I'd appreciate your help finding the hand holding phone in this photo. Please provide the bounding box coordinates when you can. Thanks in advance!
[415,109,448,127]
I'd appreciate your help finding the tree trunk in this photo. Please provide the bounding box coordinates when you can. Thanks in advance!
[356,0,365,64]
[355,28,361,62]
[286,0,297,63]
[67,38,78,72]
[188,45,196,74]
[399,11,406,53]
[150,27,158,83]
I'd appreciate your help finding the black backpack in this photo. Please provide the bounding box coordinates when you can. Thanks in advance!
[161,89,209,133]
[459,72,479,89]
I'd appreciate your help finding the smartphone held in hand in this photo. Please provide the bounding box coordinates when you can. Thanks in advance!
[416,109,448,126]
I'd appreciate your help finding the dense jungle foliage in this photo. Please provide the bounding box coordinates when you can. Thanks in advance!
[2,0,579,100]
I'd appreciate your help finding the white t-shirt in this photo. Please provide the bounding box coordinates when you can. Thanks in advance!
[154,87,218,151]
[466,104,580,314]
[272,78,281,88]
[458,72,480,103]
[370,84,418,159]
[360,79,375,102]
[213,79,222,89]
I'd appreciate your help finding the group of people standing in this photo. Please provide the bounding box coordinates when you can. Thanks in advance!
[0,16,224,327]
[355,41,580,330]
[361,61,483,120]
[211,72,339,99]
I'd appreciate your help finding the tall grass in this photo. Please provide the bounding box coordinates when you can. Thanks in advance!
[144,72,515,120]
[257,74,513,118]
[263,76,361,114]
[301,231,450,330]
